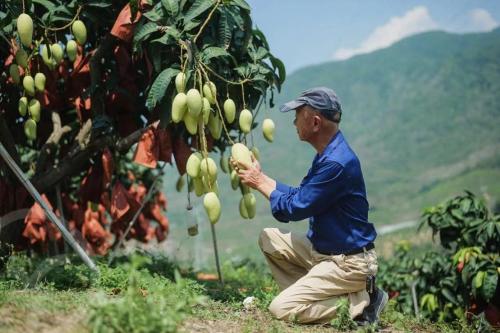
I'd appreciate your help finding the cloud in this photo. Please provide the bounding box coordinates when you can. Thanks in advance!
[334,6,438,60]
[467,8,498,32]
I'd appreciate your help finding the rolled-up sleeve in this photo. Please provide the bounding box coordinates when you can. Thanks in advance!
[269,162,345,222]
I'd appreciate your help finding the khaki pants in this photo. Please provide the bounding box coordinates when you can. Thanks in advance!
[259,228,378,324]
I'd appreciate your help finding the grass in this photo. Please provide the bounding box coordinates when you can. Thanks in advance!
[0,249,486,333]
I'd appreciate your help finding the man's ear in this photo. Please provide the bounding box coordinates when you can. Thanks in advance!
[313,115,322,131]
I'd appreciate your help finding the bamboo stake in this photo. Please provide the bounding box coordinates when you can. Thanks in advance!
[0,143,98,272]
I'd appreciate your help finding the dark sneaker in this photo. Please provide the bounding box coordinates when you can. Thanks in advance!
[363,287,389,325]
[354,288,389,328]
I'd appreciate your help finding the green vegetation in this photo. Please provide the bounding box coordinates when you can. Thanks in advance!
[1,247,488,332]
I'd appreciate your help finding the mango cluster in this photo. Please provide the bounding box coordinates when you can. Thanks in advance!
[11,13,87,140]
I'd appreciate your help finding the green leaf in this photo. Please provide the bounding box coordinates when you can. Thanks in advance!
[33,0,56,11]
[218,8,232,49]
[183,19,201,31]
[270,55,286,85]
[231,0,250,11]
[151,27,181,45]
[162,0,179,16]
[143,4,164,22]
[83,1,112,8]
[133,22,159,45]
[184,0,216,22]
[481,271,498,301]
[200,46,232,62]
[146,68,180,111]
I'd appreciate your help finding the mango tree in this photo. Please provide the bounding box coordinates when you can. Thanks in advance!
[0,0,284,258]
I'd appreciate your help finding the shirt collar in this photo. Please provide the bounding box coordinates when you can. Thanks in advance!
[319,130,343,158]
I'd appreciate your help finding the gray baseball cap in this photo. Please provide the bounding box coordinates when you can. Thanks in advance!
[280,87,342,121]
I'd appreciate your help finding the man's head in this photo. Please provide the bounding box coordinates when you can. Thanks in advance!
[280,87,342,142]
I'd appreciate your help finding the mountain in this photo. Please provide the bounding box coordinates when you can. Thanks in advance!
[162,29,500,264]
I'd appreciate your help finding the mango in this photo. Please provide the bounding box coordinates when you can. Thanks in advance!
[243,193,256,218]
[262,118,275,142]
[230,170,240,190]
[172,92,187,123]
[9,64,20,84]
[223,98,236,123]
[231,143,252,169]
[183,111,198,135]
[251,146,260,161]
[208,112,222,140]
[203,192,221,224]
[186,88,202,117]
[17,13,33,48]
[24,118,37,140]
[50,43,64,63]
[193,177,204,196]
[34,72,46,92]
[239,109,253,134]
[41,44,52,65]
[72,20,87,45]
[28,99,41,122]
[186,152,203,178]
[23,75,35,96]
[203,81,216,104]
[220,154,229,173]
[175,72,186,93]
[175,175,185,192]
[15,49,28,68]
[66,40,78,62]
[202,97,211,125]
[202,176,218,195]
[200,157,217,180]
[239,197,249,219]
[18,97,28,116]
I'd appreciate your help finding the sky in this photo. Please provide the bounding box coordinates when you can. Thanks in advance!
[246,0,500,73]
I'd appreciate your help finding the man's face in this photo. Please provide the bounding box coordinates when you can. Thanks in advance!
[294,106,314,141]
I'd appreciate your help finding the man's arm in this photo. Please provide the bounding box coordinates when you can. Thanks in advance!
[235,157,345,222]
[269,161,345,222]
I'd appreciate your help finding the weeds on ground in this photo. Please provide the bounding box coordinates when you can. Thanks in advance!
[330,297,357,331]
[88,254,206,333]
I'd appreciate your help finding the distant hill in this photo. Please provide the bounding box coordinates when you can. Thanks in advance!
[162,29,500,264]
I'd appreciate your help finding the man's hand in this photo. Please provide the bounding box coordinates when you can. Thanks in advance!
[231,155,276,199]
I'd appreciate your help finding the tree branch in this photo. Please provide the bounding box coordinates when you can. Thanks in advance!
[31,120,159,193]
[35,112,72,176]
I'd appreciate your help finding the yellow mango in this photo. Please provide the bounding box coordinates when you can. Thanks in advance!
[239,197,249,219]
[186,88,202,117]
[17,14,33,48]
[175,72,187,93]
[200,157,217,180]
[34,72,46,92]
[28,99,41,122]
[66,40,78,62]
[72,20,87,45]
[50,43,64,63]
[23,75,35,96]
[231,143,252,169]
[24,118,37,140]
[18,97,28,116]
[223,98,236,123]
[203,192,221,224]
[239,109,253,134]
[208,112,222,140]
[186,152,203,178]
[203,81,216,104]
[262,118,275,142]
[183,110,198,135]
[243,193,256,219]
[251,146,260,161]
[230,170,240,190]
[202,97,211,125]
[172,92,187,123]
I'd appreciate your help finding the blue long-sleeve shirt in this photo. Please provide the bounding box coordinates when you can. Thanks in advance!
[269,131,377,254]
